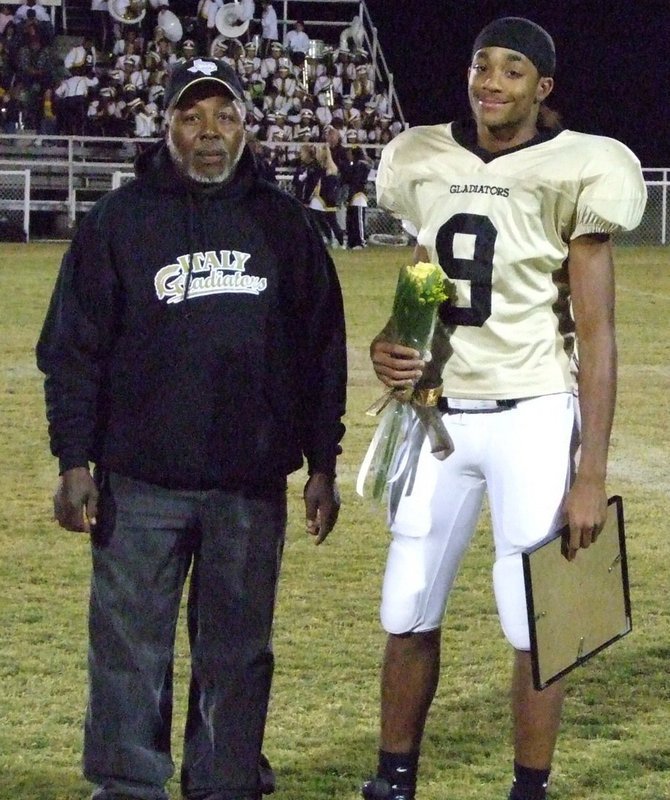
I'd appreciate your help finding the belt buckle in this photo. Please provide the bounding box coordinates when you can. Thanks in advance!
[446,398,499,411]
[445,397,517,413]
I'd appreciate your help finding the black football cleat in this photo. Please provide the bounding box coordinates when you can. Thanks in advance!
[361,777,415,800]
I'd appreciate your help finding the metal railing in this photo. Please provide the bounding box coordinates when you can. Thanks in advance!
[617,168,669,247]
[1,134,668,246]
[270,0,405,127]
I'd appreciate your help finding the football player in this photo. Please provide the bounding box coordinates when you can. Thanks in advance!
[362,16,646,800]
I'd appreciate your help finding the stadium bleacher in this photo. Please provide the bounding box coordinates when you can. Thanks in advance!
[0,0,416,239]
[0,0,403,144]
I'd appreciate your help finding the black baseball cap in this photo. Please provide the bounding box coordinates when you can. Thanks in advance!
[164,57,244,109]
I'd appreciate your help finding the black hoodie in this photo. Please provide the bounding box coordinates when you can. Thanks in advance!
[37,142,347,491]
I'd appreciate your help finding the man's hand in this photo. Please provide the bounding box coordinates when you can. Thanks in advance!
[53,467,98,533]
[370,338,424,389]
[562,476,608,561]
[304,472,340,545]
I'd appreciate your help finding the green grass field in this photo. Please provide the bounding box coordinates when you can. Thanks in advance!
[1,243,669,800]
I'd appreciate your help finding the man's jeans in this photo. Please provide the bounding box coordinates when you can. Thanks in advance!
[84,472,286,800]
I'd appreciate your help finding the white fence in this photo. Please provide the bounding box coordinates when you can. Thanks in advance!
[0,135,668,245]
[0,169,31,242]
[617,168,669,247]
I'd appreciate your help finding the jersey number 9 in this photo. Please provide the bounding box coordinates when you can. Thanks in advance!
[436,213,497,328]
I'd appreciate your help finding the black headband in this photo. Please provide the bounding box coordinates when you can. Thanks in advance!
[472,17,556,77]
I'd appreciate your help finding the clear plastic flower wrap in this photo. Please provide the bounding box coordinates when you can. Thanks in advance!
[357,262,455,519]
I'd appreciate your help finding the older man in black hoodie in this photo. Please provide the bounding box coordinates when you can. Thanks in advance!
[37,57,347,800]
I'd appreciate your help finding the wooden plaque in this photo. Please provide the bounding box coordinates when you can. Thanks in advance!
[522,496,632,690]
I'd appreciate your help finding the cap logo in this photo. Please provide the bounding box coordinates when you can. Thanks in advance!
[187,59,219,76]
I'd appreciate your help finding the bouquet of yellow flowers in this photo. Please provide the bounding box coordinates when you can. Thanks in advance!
[389,261,449,357]
[357,262,455,516]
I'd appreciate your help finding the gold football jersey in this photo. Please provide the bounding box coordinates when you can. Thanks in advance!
[376,124,647,399]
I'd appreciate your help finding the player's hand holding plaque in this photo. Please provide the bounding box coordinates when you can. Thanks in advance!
[523,495,632,689]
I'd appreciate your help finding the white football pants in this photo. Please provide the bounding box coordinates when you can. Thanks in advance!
[380,392,577,650]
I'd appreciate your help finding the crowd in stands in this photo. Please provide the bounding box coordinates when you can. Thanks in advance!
[0,0,404,152]
[0,0,397,247]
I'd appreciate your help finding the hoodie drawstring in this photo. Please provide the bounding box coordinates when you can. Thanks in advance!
[183,192,197,314]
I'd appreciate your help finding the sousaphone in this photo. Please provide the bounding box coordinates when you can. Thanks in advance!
[108,0,147,26]
[215,2,250,38]
[157,8,183,42]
